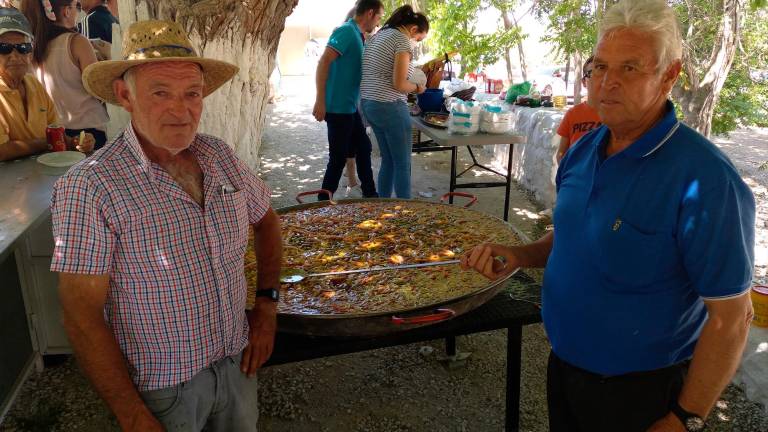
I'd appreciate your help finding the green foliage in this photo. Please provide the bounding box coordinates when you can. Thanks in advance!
[534,0,607,61]
[423,0,523,74]
[534,0,767,135]
[712,9,768,135]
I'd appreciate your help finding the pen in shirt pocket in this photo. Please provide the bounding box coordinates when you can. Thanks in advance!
[220,184,240,195]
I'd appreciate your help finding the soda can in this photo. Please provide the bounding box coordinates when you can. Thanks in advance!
[46,124,66,152]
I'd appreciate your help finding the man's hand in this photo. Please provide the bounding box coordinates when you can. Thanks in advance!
[312,99,326,122]
[75,133,96,153]
[647,412,686,432]
[241,301,277,377]
[460,243,520,280]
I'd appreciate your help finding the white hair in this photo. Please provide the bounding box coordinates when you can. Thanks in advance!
[122,67,137,96]
[598,0,683,70]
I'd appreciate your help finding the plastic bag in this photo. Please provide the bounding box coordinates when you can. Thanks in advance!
[409,67,428,88]
[448,100,481,135]
[505,81,532,105]
[480,104,514,134]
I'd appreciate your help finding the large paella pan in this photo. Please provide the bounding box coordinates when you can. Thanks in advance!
[246,193,526,337]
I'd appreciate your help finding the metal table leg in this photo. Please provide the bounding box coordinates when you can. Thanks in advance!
[445,336,456,356]
[506,325,523,432]
[449,146,458,204]
[503,144,514,221]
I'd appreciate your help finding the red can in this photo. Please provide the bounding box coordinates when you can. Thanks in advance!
[46,124,66,152]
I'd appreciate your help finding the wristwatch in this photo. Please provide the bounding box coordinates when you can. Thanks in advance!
[671,400,706,432]
[254,288,280,302]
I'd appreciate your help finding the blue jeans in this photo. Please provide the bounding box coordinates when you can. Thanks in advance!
[361,99,412,199]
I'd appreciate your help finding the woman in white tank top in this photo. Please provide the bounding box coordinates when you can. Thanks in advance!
[23,0,108,150]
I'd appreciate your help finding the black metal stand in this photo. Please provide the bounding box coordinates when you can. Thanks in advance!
[412,131,515,221]
[265,275,542,431]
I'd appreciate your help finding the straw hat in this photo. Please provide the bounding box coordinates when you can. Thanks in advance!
[82,20,239,105]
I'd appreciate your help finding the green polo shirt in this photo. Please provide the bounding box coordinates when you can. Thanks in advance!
[325,19,364,114]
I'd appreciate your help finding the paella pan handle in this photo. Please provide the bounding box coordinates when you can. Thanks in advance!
[391,308,456,325]
[440,192,477,208]
[296,189,334,204]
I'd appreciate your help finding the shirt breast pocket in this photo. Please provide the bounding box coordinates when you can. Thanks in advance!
[594,218,680,292]
[218,189,249,256]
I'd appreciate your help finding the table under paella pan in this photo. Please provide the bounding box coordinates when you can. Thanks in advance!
[245,193,528,337]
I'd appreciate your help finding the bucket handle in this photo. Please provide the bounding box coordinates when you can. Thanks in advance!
[440,192,478,208]
[391,308,455,325]
[296,189,334,204]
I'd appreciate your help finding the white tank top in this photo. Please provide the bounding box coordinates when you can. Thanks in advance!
[36,33,109,131]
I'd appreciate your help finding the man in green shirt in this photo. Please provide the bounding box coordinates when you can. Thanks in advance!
[313,0,383,200]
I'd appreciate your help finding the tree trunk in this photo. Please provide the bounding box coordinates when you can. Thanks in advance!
[573,53,583,104]
[500,7,514,82]
[510,12,527,81]
[108,0,297,169]
[672,0,740,137]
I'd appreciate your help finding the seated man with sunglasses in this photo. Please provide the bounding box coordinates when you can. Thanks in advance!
[0,7,93,162]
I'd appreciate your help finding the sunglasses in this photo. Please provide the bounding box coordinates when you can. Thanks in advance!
[0,42,33,55]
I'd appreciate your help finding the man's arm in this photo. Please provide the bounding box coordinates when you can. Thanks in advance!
[0,138,48,161]
[313,47,340,122]
[648,293,754,431]
[461,231,554,280]
[58,273,162,431]
[241,208,282,376]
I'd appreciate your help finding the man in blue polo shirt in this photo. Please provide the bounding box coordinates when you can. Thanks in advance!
[461,1,755,431]
[312,0,383,200]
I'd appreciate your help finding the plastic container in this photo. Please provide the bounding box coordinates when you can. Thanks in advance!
[417,88,445,113]
[752,285,768,327]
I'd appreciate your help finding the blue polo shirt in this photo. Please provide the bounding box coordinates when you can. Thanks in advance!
[325,19,364,114]
[544,100,755,376]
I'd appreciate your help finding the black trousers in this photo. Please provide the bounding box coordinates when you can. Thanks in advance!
[547,351,688,432]
[319,111,377,200]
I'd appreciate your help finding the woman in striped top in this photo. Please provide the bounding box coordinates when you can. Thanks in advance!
[360,5,428,199]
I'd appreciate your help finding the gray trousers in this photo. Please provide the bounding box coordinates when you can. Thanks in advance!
[139,353,258,431]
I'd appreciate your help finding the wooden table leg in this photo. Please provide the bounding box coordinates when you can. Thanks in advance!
[506,325,523,432]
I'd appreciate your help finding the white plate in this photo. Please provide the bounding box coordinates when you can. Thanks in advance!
[37,151,85,168]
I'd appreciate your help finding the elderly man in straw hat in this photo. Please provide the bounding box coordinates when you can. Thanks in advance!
[463,0,755,431]
[50,20,282,431]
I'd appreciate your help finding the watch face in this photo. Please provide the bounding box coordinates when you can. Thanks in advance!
[686,417,705,431]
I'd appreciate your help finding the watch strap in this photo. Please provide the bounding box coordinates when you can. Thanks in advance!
[254,288,279,302]
[671,400,705,432]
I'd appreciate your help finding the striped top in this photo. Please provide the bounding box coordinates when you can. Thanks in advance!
[361,27,413,103]
[50,125,271,391]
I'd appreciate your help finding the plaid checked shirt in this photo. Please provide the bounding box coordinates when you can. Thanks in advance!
[50,125,271,391]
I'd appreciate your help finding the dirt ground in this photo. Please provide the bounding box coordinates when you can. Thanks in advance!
[2,76,767,432]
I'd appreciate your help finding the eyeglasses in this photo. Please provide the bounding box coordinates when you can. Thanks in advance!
[0,43,33,55]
